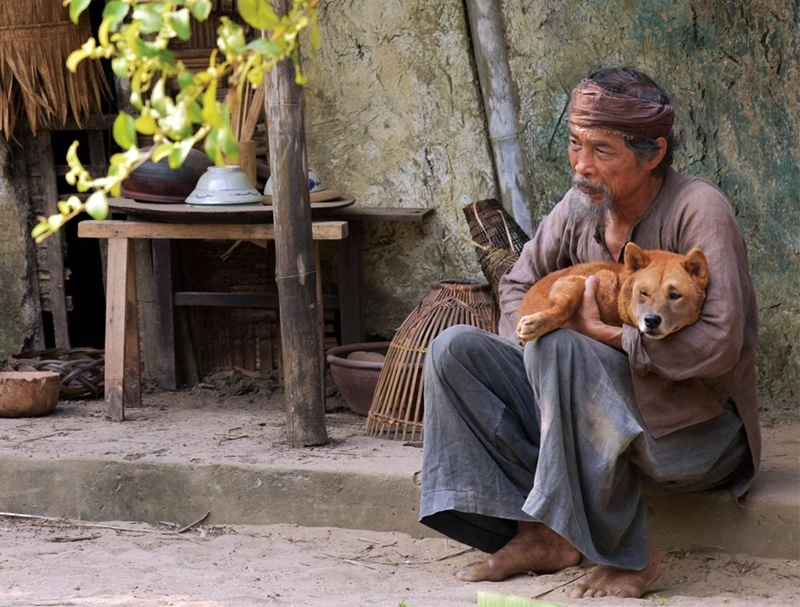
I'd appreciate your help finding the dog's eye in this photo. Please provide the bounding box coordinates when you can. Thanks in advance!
[669,292,682,300]
[639,290,649,298]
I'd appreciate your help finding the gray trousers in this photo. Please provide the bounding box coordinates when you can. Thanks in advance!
[419,325,749,570]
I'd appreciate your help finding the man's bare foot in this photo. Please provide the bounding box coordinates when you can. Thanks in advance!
[571,550,662,598]
[455,521,581,582]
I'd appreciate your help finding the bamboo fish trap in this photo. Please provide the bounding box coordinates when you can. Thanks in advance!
[366,280,498,443]
[462,198,531,302]
[0,2,109,137]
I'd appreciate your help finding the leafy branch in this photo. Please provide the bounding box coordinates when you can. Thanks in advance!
[33,0,320,242]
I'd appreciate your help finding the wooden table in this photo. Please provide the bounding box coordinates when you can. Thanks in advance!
[78,218,349,421]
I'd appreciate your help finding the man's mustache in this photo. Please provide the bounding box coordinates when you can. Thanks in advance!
[572,175,611,196]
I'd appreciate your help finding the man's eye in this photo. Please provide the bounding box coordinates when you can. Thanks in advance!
[669,292,682,300]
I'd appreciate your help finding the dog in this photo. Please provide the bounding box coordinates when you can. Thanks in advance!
[516,242,709,344]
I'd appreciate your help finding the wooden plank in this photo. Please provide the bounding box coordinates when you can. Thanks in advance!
[104,238,130,421]
[338,220,365,344]
[123,242,141,410]
[151,240,177,389]
[319,206,435,222]
[173,291,340,309]
[78,220,348,241]
[35,131,71,348]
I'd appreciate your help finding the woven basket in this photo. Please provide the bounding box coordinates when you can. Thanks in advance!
[462,198,531,302]
[365,280,498,442]
[5,348,104,399]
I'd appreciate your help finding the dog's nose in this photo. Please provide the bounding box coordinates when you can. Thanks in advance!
[644,314,662,330]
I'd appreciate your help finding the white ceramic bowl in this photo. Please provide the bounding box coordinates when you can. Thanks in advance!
[264,168,325,196]
[186,166,263,205]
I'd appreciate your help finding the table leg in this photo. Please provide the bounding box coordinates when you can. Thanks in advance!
[104,238,140,421]
[337,220,364,344]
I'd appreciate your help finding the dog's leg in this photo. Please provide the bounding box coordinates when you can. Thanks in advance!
[517,276,586,343]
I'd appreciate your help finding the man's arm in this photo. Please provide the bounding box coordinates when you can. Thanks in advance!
[562,275,624,349]
[497,197,574,340]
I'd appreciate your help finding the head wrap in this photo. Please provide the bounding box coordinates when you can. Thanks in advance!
[568,80,674,140]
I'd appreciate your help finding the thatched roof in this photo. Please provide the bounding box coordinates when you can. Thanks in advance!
[0,1,110,137]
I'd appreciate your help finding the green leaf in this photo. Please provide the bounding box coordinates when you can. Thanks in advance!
[102,1,130,30]
[204,129,222,165]
[31,222,50,240]
[201,81,222,128]
[134,113,158,136]
[177,71,195,90]
[217,17,247,56]
[113,113,137,150]
[309,10,321,52]
[218,125,239,161]
[68,0,92,24]
[168,141,194,169]
[150,78,168,116]
[237,0,280,30]
[65,48,90,73]
[132,4,164,35]
[247,38,281,57]
[189,0,212,21]
[167,9,192,41]
[152,144,174,164]
[85,192,109,221]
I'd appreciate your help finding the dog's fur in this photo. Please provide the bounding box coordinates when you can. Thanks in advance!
[516,243,709,344]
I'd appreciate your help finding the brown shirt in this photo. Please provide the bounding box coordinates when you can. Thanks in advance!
[498,168,760,495]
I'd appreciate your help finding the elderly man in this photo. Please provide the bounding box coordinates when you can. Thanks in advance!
[419,67,760,599]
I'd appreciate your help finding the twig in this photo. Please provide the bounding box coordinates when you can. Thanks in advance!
[219,434,249,443]
[51,534,101,543]
[533,572,587,599]
[0,511,201,538]
[177,511,210,534]
[18,432,66,443]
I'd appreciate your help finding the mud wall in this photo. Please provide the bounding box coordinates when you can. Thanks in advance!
[0,139,40,362]
[304,0,798,418]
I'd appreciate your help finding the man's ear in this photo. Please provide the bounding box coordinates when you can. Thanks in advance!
[623,242,650,272]
[643,137,668,171]
[683,248,709,290]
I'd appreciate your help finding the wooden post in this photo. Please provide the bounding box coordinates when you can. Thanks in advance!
[464,0,533,237]
[265,0,329,447]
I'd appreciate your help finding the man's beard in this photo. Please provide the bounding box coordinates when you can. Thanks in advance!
[570,175,614,223]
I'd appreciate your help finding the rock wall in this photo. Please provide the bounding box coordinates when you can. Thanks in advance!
[304,0,798,418]
[0,139,39,362]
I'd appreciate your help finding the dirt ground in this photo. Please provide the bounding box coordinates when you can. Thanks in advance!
[0,373,798,607]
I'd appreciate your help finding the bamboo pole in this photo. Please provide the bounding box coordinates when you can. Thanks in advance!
[464,0,533,237]
[265,0,329,447]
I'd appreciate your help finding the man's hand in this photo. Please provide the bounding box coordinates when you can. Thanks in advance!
[563,275,624,349]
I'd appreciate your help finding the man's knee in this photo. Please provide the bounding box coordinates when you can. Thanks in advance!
[429,325,488,362]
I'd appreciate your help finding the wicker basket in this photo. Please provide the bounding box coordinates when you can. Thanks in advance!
[5,348,104,399]
[365,280,498,442]
[462,198,531,302]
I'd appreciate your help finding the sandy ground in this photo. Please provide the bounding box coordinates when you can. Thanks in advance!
[0,372,798,606]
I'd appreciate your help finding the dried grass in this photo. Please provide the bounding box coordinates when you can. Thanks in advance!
[0,2,109,136]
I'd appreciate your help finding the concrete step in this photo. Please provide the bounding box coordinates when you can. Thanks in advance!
[0,396,796,560]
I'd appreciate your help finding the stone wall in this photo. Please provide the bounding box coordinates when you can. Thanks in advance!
[304,0,798,418]
[0,139,40,361]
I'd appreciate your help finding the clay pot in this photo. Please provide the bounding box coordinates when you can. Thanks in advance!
[0,371,61,417]
[326,342,390,416]
[121,147,213,203]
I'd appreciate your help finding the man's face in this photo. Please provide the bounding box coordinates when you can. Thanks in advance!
[567,121,654,211]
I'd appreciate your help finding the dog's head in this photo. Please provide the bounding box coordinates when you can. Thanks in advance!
[619,243,709,339]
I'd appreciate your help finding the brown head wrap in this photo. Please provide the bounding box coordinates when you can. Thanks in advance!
[569,80,674,140]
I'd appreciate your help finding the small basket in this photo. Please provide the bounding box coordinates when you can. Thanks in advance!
[5,348,104,399]
[462,198,531,302]
[366,280,498,442]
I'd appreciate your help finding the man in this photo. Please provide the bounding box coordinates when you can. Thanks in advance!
[419,67,760,599]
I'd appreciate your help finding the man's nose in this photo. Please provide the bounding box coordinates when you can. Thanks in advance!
[573,148,594,175]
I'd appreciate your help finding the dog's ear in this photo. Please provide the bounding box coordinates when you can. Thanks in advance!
[683,248,709,290]
[623,242,650,272]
